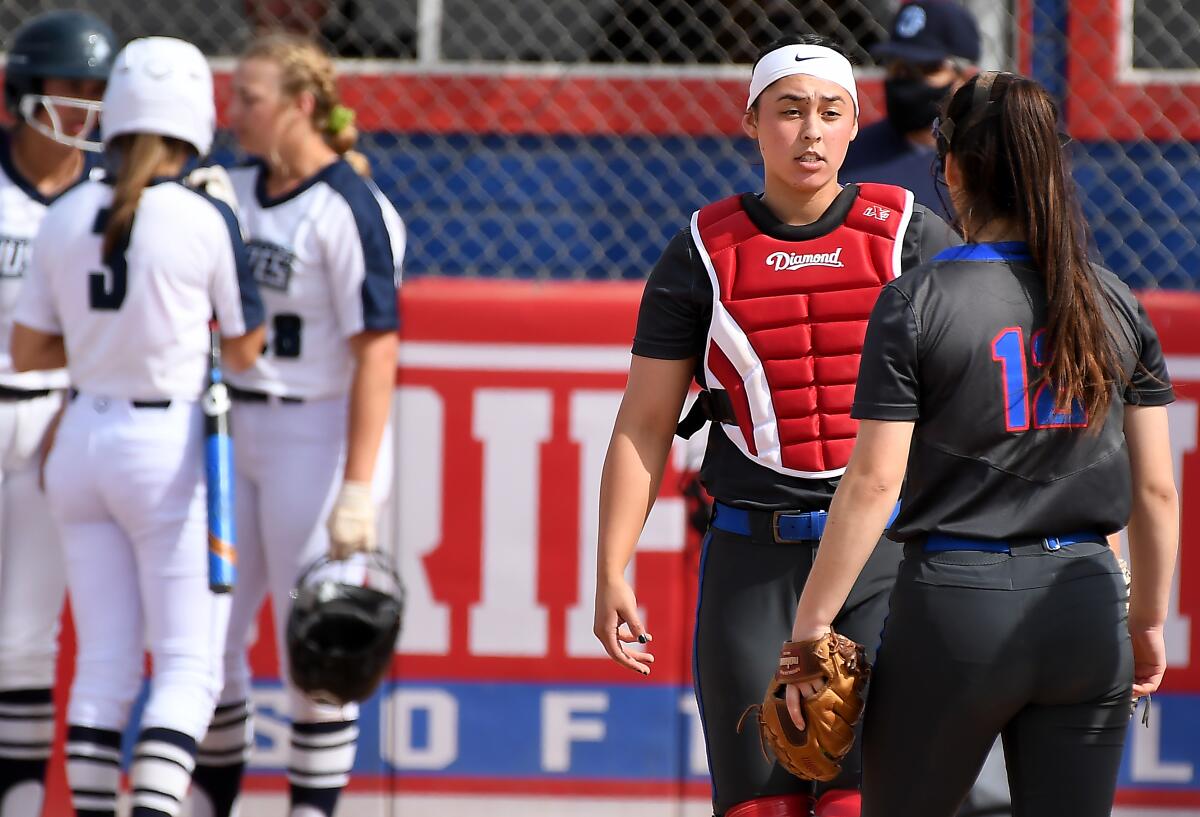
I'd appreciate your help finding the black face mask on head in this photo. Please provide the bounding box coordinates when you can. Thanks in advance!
[884,76,955,137]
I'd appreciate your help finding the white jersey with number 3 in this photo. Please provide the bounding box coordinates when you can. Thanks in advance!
[227,159,404,400]
[13,177,263,401]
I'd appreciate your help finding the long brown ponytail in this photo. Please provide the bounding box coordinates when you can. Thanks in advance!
[104,133,194,257]
[941,72,1122,425]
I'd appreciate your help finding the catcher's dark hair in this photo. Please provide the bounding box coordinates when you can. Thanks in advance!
[753,34,849,69]
[941,72,1123,427]
[104,133,195,258]
[749,35,851,113]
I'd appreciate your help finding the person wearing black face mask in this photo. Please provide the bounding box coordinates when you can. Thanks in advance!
[885,60,962,134]
[842,0,981,222]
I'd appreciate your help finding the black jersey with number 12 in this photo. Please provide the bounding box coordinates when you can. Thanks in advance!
[853,241,1174,542]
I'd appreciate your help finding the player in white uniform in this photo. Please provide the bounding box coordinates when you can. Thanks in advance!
[10,37,265,817]
[189,34,403,817]
[0,12,114,816]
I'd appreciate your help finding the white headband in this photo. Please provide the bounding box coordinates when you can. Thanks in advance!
[746,44,859,115]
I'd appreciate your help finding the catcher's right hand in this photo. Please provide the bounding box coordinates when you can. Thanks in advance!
[593,575,655,675]
[742,631,870,782]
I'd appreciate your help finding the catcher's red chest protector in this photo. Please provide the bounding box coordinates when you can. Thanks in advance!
[692,184,913,477]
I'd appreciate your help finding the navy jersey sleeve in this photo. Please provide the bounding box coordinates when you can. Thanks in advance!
[851,284,922,420]
[194,188,265,334]
[323,162,401,336]
[631,229,711,360]
[1124,300,1175,406]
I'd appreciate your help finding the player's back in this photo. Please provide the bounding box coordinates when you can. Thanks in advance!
[31,178,241,401]
[873,242,1162,541]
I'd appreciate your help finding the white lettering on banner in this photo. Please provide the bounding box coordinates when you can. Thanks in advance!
[1130,702,1193,783]
[1166,399,1195,667]
[382,689,459,770]
[640,433,690,555]
[394,387,452,655]
[541,692,609,772]
[638,500,687,553]
[567,391,626,657]
[470,389,552,656]
[679,693,708,776]
[397,341,631,373]
[567,391,690,657]
[247,688,293,769]
[643,442,696,561]
[766,248,844,271]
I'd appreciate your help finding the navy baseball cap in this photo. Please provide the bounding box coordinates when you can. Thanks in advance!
[872,1,981,65]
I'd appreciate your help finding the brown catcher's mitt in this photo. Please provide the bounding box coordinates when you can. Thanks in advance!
[740,631,871,782]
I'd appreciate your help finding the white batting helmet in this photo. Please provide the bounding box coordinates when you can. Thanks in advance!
[101,37,214,156]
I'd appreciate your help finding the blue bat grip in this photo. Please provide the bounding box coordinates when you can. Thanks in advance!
[206,429,237,592]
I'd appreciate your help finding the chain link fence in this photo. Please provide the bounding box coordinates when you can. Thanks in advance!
[2,0,1198,286]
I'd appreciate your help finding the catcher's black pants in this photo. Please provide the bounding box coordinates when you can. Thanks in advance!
[692,526,901,815]
[861,540,1133,817]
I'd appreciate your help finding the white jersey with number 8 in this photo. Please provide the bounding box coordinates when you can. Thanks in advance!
[227,159,404,399]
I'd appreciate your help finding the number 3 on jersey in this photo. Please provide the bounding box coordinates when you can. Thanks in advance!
[990,327,1087,432]
[88,209,129,311]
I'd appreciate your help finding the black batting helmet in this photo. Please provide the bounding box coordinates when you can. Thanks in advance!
[5,10,116,114]
[287,552,404,707]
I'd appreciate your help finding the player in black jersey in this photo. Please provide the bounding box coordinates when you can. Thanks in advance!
[592,34,958,817]
[786,71,1180,817]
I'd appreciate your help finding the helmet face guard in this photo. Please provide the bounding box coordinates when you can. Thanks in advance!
[18,93,104,152]
[5,10,115,150]
[287,553,405,707]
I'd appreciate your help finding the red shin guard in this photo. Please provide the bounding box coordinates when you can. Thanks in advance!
[725,794,814,817]
[814,789,861,817]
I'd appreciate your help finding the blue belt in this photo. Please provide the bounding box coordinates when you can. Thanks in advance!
[923,532,1102,553]
[711,501,901,544]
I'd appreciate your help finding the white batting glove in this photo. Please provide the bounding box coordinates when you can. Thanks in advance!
[185,165,241,215]
[326,480,376,560]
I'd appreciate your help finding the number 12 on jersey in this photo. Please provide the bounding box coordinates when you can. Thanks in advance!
[990,327,1087,432]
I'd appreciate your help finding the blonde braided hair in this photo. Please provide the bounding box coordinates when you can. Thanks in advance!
[242,33,369,177]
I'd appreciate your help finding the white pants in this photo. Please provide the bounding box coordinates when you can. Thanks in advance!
[45,394,227,739]
[219,397,392,723]
[0,391,65,691]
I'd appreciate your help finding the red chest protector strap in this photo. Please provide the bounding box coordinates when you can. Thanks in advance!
[681,184,914,477]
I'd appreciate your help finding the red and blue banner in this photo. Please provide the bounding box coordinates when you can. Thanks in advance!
[40,281,1200,815]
